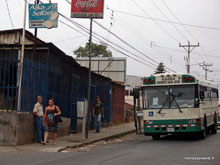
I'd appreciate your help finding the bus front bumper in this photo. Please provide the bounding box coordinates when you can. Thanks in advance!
[144,122,201,134]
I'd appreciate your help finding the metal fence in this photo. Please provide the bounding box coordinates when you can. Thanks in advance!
[0,49,18,111]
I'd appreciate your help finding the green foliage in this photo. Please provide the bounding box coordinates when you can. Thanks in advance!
[74,43,112,58]
[154,62,166,74]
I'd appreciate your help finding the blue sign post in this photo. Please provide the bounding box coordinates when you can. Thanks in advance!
[29,3,58,29]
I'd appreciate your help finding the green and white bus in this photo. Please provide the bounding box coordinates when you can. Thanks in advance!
[141,73,219,140]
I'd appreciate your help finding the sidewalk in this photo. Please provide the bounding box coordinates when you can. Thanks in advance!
[0,122,135,153]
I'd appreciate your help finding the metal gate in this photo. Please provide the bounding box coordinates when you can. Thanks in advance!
[0,49,18,111]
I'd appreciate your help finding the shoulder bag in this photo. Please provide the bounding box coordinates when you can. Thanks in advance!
[54,106,63,123]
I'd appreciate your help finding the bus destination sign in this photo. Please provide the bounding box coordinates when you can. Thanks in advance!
[157,76,181,84]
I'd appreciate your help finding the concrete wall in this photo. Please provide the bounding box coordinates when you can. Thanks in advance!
[0,112,71,146]
[0,112,17,146]
[17,113,35,145]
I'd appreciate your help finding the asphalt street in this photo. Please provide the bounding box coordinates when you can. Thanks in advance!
[1,131,220,165]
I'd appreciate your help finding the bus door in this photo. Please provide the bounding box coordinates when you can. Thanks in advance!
[133,88,144,134]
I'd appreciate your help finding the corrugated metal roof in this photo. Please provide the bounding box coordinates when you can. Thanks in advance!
[0,29,44,45]
[0,29,112,82]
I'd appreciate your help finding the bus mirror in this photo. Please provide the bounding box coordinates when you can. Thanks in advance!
[133,88,139,99]
[200,91,205,100]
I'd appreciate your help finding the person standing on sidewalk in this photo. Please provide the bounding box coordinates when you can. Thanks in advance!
[33,96,44,144]
[43,98,61,145]
[92,96,104,133]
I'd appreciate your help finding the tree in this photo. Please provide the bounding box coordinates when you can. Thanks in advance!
[74,43,112,58]
[154,62,166,74]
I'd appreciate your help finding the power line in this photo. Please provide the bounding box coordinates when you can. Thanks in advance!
[150,0,205,68]
[108,8,220,31]
[132,0,179,43]
[151,0,188,41]
[63,0,177,72]
[105,10,151,46]
[5,0,14,29]
[154,45,220,58]
[106,10,114,46]
[65,0,199,70]
[105,10,185,72]
[106,9,186,71]
[59,17,157,70]
[53,35,86,43]
[161,0,198,42]
[132,0,204,69]
[106,9,152,44]
[133,0,213,69]
[93,19,176,72]
[160,0,208,63]
[61,12,158,68]
[105,10,152,51]
[17,0,23,10]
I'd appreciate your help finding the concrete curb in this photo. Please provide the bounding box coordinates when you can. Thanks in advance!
[58,129,136,152]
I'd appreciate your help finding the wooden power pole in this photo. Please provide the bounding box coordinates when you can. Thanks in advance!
[179,41,199,74]
[199,62,213,80]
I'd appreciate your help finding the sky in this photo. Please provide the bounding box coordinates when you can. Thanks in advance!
[0,0,220,86]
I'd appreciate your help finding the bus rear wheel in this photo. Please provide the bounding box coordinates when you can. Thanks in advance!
[211,113,217,134]
[199,129,207,139]
[152,134,160,140]
[199,116,207,139]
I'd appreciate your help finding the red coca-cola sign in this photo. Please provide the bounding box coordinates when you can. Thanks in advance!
[71,0,104,18]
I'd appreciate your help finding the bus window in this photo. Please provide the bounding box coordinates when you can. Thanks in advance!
[143,86,169,109]
[211,88,218,100]
[170,86,195,108]
[200,86,211,100]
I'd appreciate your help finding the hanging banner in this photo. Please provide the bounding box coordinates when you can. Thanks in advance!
[71,0,104,19]
[29,3,59,29]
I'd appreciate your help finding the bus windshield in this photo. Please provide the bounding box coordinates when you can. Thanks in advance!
[143,85,195,109]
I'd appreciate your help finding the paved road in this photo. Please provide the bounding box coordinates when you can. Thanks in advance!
[1,132,220,165]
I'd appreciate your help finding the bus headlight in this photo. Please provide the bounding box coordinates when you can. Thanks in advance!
[189,119,196,123]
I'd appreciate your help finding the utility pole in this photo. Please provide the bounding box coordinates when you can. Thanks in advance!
[33,0,39,61]
[83,18,93,139]
[17,0,27,112]
[179,41,199,74]
[199,62,213,80]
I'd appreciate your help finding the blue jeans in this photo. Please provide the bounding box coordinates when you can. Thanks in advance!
[95,114,101,132]
[34,117,44,143]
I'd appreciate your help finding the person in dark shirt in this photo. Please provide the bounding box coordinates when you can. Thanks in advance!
[92,96,104,132]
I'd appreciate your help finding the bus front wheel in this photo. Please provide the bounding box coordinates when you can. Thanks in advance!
[152,134,160,140]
